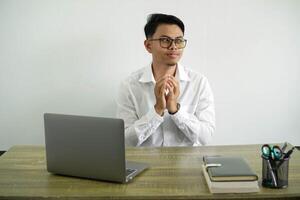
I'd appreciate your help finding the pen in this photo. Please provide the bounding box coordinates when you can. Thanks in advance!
[281,142,288,153]
[283,147,295,159]
[277,146,295,169]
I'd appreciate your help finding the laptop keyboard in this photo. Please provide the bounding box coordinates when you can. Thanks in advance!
[126,168,137,177]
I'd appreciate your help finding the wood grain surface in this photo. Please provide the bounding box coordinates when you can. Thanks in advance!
[0,144,299,199]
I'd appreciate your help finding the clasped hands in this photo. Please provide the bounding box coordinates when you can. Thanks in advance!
[154,75,180,116]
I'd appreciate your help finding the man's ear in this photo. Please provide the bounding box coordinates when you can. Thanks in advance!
[144,39,152,53]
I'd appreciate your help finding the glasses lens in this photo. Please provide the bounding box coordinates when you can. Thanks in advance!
[159,38,186,49]
[160,38,172,48]
[175,38,186,49]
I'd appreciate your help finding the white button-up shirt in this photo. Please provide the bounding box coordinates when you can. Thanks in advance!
[116,63,215,147]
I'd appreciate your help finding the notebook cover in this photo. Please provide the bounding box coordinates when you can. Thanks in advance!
[202,165,259,193]
[203,156,258,182]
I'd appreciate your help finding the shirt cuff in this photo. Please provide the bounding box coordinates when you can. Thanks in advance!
[169,107,184,125]
[136,108,164,144]
[144,107,164,128]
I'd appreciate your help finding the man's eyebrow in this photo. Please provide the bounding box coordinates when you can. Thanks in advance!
[159,35,184,38]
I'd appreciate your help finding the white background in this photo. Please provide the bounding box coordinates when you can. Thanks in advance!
[0,0,299,150]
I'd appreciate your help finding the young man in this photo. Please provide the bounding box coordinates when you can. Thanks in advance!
[117,13,215,147]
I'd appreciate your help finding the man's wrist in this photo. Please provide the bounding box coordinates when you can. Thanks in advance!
[154,104,164,116]
[168,103,180,115]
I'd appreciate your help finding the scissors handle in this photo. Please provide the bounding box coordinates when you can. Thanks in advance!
[272,145,283,160]
[261,144,272,158]
[261,144,282,160]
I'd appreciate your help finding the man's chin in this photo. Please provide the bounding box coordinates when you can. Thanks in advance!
[166,61,178,66]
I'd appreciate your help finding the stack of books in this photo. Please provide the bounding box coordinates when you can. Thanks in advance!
[202,155,259,193]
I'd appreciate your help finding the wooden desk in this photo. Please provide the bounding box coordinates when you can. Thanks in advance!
[0,144,299,199]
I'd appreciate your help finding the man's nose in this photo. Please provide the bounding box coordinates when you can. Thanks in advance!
[169,40,178,50]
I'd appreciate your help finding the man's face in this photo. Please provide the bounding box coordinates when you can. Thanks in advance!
[145,24,185,66]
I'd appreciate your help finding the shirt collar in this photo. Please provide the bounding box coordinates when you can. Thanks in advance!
[138,63,155,83]
[138,63,191,83]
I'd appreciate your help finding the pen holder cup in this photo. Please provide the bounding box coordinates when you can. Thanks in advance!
[262,156,289,188]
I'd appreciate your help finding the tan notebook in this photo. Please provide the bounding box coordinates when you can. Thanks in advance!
[202,165,259,193]
[203,155,258,182]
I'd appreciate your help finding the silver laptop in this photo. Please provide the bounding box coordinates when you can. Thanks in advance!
[44,113,148,183]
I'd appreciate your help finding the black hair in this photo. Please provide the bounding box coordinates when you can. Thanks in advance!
[144,13,185,39]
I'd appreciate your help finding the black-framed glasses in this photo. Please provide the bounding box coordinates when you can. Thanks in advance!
[148,37,187,49]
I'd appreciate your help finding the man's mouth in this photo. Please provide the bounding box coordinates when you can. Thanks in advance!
[166,53,180,58]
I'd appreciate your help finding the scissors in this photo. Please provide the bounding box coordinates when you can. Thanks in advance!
[261,144,283,160]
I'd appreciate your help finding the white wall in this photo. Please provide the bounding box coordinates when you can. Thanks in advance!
[1,0,299,150]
